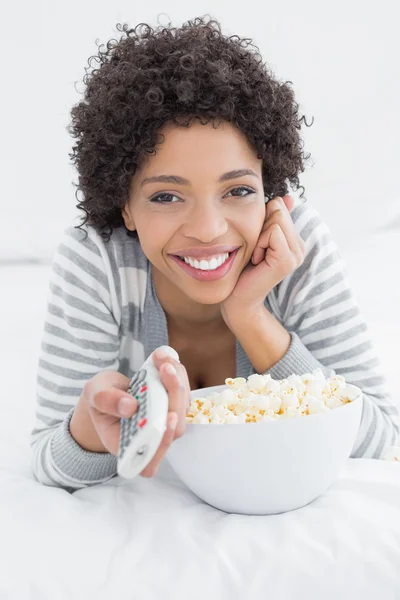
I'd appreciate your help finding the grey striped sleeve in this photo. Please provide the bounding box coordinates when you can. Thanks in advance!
[267,201,400,458]
[30,224,122,491]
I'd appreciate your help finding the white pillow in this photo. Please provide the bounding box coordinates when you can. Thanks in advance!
[0,214,79,264]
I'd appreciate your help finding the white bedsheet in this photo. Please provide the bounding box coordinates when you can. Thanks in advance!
[1,237,400,599]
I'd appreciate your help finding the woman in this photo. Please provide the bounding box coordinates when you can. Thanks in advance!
[30,16,399,492]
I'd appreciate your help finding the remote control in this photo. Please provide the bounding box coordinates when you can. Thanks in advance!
[117,345,180,479]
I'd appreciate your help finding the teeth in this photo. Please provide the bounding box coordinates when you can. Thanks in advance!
[209,258,218,270]
[182,252,230,271]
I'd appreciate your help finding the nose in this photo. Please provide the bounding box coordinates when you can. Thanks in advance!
[183,200,229,243]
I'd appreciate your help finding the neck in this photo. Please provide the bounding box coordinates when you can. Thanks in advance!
[152,266,226,333]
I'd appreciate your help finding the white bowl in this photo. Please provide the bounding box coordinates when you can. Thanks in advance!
[166,384,363,515]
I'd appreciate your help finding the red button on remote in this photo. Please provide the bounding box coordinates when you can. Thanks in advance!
[138,417,147,428]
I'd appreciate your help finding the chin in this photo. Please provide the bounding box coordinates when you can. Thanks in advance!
[182,282,236,305]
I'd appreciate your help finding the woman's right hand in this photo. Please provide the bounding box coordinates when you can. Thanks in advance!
[82,351,190,477]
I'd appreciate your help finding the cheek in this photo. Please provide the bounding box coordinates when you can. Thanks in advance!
[134,221,157,259]
[135,217,172,263]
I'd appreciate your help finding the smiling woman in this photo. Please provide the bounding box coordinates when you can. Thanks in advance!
[121,119,267,305]
[30,15,400,492]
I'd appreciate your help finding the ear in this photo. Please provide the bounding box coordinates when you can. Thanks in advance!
[121,203,136,233]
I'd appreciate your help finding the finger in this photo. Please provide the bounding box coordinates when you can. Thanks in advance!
[152,350,191,435]
[272,214,304,263]
[88,391,138,456]
[251,222,288,270]
[264,197,304,260]
[158,362,188,438]
[259,223,299,280]
[153,355,188,392]
[252,210,289,266]
[263,223,292,269]
[152,347,180,367]
[252,197,287,265]
[252,247,264,266]
[152,352,191,411]
[140,411,178,477]
[152,352,181,371]
[90,387,138,419]
[243,224,292,299]
[265,196,286,220]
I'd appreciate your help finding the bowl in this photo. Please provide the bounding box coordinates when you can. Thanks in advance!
[166,383,363,515]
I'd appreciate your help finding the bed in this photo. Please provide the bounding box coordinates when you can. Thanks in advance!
[1,227,400,599]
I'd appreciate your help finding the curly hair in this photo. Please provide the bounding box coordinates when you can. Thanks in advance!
[68,14,313,243]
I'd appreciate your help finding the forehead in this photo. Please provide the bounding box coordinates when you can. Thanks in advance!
[137,119,261,177]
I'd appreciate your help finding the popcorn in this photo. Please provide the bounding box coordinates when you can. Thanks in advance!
[326,395,344,410]
[192,413,210,424]
[213,389,237,406]
[186,370,359,424]
[281,392,299,410]
[269,394,283,412]
[247,373,268,393]
[307,397,329,414]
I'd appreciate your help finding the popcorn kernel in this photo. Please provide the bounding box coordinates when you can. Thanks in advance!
[186,371,357,425]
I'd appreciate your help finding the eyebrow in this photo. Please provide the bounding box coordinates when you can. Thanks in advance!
[140,169,259,187]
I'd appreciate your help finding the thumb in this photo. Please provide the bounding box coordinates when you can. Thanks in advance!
[85,371,136,418]
[91,387,138,419]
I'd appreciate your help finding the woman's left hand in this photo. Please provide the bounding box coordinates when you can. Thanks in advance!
[221,195,306,327]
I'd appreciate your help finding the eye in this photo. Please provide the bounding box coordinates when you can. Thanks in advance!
[149,186,255,204]
[149,193,181,204]
[225,186,255,198]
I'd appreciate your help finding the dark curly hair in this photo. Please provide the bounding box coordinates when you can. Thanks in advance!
[68,14,312,243]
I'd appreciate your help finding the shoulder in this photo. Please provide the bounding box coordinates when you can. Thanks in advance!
[53,222,109,283]
[55,221,150,318]
[267,197,346,320]
[55,221,148,302]
[58,221,149,273]
[290,198,333,246]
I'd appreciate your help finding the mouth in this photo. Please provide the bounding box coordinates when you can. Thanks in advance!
[169,249,240,282]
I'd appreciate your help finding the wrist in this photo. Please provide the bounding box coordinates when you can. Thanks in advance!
[223,302,267,335]
[69,393,108,453]
[221,300,265,333]
[229,306,291,374]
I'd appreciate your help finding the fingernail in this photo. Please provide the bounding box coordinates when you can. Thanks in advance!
[119,397,135,417]
[165,363,177,376]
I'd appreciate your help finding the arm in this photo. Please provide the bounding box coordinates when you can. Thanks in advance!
[31,224,122,491]
[226,306,334,378]
[232,202,399,459]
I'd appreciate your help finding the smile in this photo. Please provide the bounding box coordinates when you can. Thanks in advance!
[169,249,240,282]
[180,252,230,271]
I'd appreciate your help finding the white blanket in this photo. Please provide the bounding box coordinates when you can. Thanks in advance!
[1,455,400,600]
[1,246,400,599]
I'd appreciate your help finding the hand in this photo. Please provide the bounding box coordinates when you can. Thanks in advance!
[83,354,190,477]
[221,195,305,327]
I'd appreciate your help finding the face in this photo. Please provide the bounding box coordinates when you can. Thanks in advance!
[122,119,266,306]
